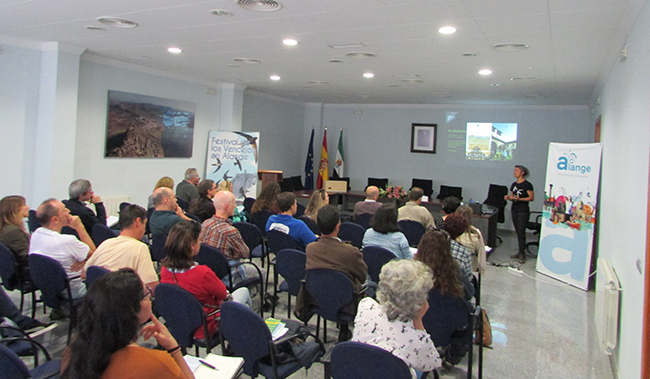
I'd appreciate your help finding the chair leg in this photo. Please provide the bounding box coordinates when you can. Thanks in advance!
[323,319,327,344]
[19,292,25,313]
[287,294,291,319]
[271,270,278,318]
[30,290,37,319]
[316,316,320,339]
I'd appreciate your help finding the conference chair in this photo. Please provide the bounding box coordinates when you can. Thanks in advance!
[279,180,294,192]
[243,197,256,215]
[295,203,306,218]
[397,220,426,247]
[299,216,320,235]
[422,288,482,379]
[337,222,365,249]
[0,243,39,318]
[354,213,373,230]
[150,236,167,263]
[176,197,189,212]
[27,210,41,233]
[219,301,325,379]
[305,269,358,343]
[84,266,110,290]
[411,178,434,198]
[0,324,51,367]
[60,226,79,240]
[251,209,274,238]
[367,177,388,189]
[361,246,396,285]
[265,230,299,308]
[437,185,463,201]
[91,223,118,247]
[28,254,82,344]
[525,211,543,258]
[483,184,508,243]
[289,175,305,191]
[154,283,220,356]
[145,207,155,237]
[273,249,306,318]
[233,222,268,268]
[0,342,61,379]
[119,201,131,213]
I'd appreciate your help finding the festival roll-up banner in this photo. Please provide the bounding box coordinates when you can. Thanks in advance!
[536,142,602,290]
[205,131,260,201]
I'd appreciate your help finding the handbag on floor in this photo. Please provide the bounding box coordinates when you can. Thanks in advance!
[474,307,492,347]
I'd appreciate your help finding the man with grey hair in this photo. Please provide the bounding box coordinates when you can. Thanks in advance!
[149,187,192,241]
[63,179,106,237]
[353,185,382,219]
[398,187,435,229]
[176,168,200,203]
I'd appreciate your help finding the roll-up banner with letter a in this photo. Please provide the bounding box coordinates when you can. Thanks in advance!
[205,131,260,201]
[536,143,602,290]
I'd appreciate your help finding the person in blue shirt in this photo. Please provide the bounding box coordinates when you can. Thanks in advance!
[266,192,317,250]
[362,204,413,260]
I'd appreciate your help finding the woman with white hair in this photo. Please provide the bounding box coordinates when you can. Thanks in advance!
[352,259,441,378]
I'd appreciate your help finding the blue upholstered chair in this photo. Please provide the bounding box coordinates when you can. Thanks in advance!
[0,342,61,379]
[337,222,365,249]
[273,249,306,318]
[397,219,426,247]
[330,341,414,379]
[361,245,396,284]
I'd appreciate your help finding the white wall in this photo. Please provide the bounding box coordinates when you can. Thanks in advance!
[590,0,650,376]
[74,56,223,207]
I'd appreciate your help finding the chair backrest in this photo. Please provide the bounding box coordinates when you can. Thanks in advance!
[397,220,426,247]
[275,249,306,297]
[437,185,463,201]
[146,207,155,235]
[220,301,272,378]
[305,269,354,322]
[92,223,118,247]
[367,178,388,189]
[27,210,41,233]
[266,229,299,253]
[0,343,31,379]
[422,288,471,347]
[61,226,79,240]
[337,222,365,249]
[290,176,305,191]
[330,341,412,379]
[0,243,17,290]
[279,179,294,192]
[85,266,110,290]
[361,246,396,284]
[195,244,231,281]
[176,197,189,212]
[243,197,256,215]
[232,222,264,252]
[119,202,132,213]
[28,254,69,308]
[154,283,205,350]
[299,215,320,235]
[483,184,509,223]
[354,213,373,230]
[411,178,434,198]
[150,235,167,262]
[251,209,273,237]
[295,203,306,218]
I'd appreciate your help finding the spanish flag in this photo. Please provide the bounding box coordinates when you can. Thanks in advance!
[316,129,329,189]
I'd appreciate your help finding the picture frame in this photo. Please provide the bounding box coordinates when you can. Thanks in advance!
[410,123,437,154]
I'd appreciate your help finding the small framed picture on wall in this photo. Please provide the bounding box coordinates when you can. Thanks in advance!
[410,123,437,154]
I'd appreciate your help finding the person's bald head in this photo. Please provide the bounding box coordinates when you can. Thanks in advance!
[366,186,379,200]
[213,190,236,217]
[152,187,177,210]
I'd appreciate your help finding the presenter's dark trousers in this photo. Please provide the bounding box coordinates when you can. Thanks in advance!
[511,208,529,255]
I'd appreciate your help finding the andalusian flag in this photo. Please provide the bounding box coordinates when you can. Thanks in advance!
[333,129,344,179]
[304,128,315,189]
[316,129,328,189]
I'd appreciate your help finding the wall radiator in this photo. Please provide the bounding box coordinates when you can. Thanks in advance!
[100,195,131,218]
[594,258,621,355]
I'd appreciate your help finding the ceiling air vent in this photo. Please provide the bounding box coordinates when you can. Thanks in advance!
[233,58,260,64]
[492,43,528,51]
[97,17,139,28]
[510,76,538,81]
[237,0,282,12]
[210,9,233,16]
[345,52,376,58]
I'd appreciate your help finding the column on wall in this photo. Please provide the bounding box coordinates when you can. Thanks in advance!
[219,83,246,132]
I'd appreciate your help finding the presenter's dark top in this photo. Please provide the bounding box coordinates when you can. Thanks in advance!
[63,198,106,237]
[510,180,533,212]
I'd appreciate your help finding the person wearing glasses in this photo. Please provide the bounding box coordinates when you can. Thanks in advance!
[62,268,195,379]
[176,168,201,204]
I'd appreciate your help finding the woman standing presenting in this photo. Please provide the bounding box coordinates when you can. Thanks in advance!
[505,165,534,263]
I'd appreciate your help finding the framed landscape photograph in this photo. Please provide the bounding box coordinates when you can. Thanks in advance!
[411,123,437,154]
[105,90,196,158]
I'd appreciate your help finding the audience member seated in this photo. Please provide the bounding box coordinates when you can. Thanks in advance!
[251,182,281,221]
[149,187,192,241]
[61,268,194,379]
[216,180,233,192]
[216,180,248,223]
[415,229,474,301]
[362,204,412,259]
[455,205,486,274]
[0,286,56,336]
[63,179,106,237]
[29,198,96,301]
[266,192,317,250]
[200,191,262,285]
[160,220,251,340]
[352,259,441,378]
[147,176,174,209]
[352,186,382,220]
[176,168,200,204]
[82,205,159,291]
[434,196,461,229]
[397,187,434,229]
[304,205,367,341]
[304,189,329,221]
[443,214,473,279]
[0,196,31,283]
[188,180,218,223]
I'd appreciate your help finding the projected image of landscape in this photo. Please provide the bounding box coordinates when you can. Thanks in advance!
[466,122,517,161]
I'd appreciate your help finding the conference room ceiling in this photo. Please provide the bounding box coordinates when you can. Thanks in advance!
[0,0,641,105]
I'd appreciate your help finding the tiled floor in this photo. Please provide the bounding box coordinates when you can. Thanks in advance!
[10,230,615,378]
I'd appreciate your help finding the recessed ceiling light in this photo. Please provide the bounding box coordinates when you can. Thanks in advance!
[363,72,374,78]
[270,75,281,81]
[210,9,233,16]
[85,25,106,31]
[345,52,376,58]
[479,69,492,75]
[490,83,501,87]
[493,43,529,51]
[438,26,457,35]
[462,52,477,57]
[97,17,138,28]
[283,39,298,46]
[233,58,260,64]
[168,47,182,54]
[329,59,343,63]
[328,43,365,49]
[237,0,282,12]
[511,76,538,80]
